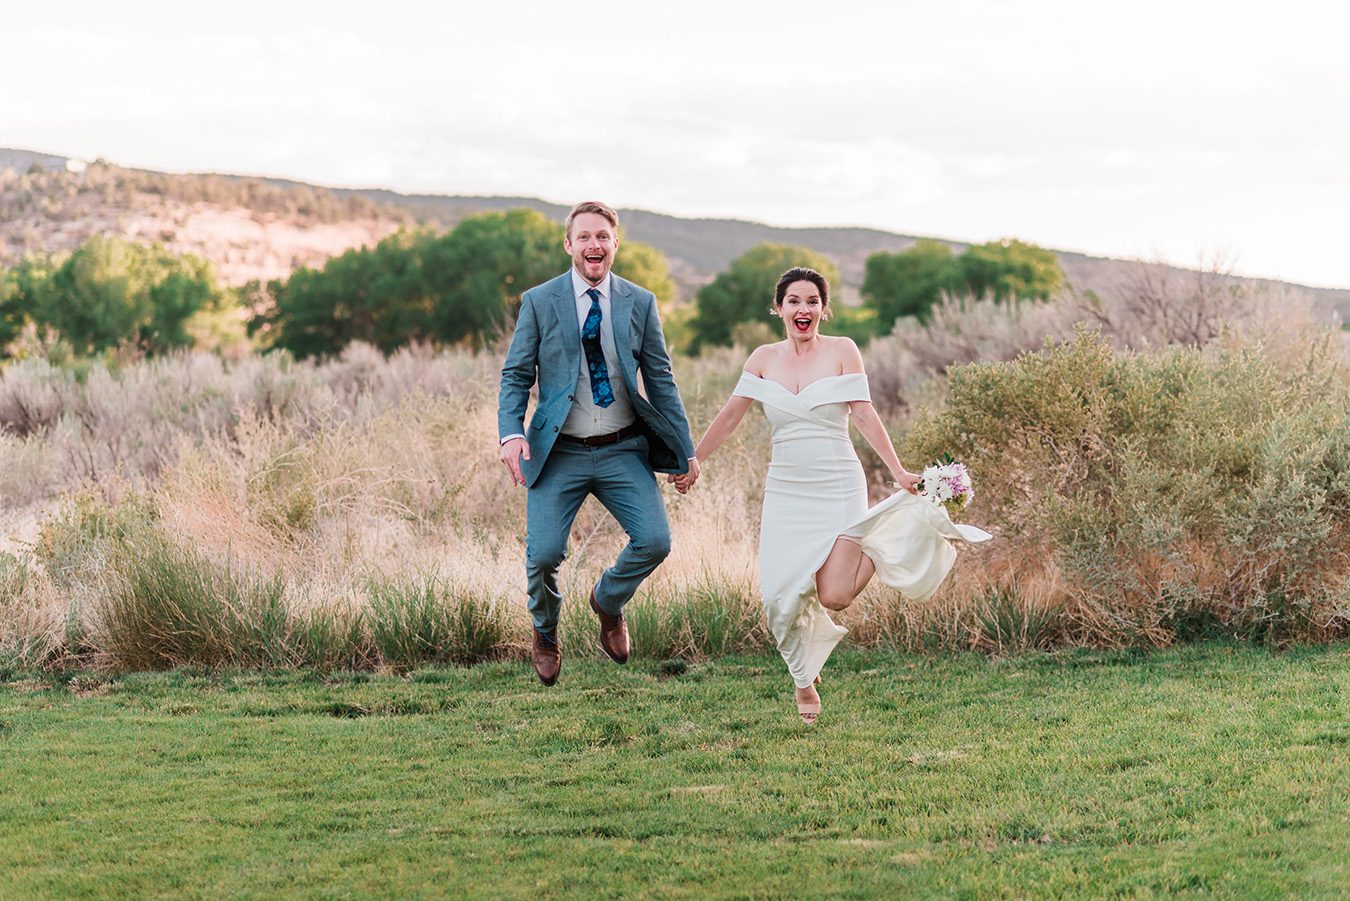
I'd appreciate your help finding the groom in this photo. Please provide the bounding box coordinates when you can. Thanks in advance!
[498,201,699,685]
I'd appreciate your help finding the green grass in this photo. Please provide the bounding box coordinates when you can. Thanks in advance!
[1,643,1347,898]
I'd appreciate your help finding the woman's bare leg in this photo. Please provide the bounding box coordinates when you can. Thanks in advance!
[816,536,876,611]
[798,543,873,720]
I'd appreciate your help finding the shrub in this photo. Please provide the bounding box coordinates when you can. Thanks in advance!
[36,494,160,592]
[366,574,513,668]
[288,603,370,672]
[904,330,1350,644]
[618,571,768,661]
[0,552,62,672]
[974,588,1064,654]
[94,528,292,671]
[863,266,1336,408]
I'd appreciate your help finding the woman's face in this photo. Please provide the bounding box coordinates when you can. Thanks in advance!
[779,279,825,341]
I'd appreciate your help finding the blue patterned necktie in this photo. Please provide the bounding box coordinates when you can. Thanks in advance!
[581,288,614,408]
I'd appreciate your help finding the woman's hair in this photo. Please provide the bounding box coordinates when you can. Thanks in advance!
[773,267,831,317]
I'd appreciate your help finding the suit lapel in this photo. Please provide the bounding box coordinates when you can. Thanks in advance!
[610,277,635,387]
[552,272,581,374]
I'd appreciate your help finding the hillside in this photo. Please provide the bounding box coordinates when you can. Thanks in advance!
[0,151,411,287]
[3,147,1347,315]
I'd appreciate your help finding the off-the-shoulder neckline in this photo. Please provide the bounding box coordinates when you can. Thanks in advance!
[738,371,864,397]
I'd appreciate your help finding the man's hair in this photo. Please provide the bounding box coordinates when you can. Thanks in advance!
[565,201,619,239]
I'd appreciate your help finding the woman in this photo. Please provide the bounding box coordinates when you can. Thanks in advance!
[679,268,989,723]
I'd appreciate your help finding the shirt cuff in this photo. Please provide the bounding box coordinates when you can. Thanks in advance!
[500,434,525,445]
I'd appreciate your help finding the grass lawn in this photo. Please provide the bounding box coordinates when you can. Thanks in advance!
[1,643,1347,898]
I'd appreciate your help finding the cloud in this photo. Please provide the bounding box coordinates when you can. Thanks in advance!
[2,1,1349,285]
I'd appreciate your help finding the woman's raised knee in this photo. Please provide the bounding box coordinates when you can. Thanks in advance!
[818,588,853,612]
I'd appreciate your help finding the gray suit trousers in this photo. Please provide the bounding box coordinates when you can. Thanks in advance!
[524,432,672,633]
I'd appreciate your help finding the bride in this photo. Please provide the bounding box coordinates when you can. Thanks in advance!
[676,267,989,723]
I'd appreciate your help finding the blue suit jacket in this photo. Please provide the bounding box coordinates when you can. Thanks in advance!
[498,271,696,488]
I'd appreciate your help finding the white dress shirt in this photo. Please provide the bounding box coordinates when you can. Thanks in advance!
[560,270,636,438]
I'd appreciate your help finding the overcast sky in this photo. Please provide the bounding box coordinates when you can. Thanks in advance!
[3,1,1347,287]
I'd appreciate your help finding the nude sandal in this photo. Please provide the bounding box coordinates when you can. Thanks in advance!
[797,677,822,724]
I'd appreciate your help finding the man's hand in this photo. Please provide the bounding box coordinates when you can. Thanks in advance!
[668,457,701,494]
[500,437,530,486]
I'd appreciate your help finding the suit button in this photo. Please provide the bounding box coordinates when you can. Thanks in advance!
[568,394,574,401]
[553,426,558,432]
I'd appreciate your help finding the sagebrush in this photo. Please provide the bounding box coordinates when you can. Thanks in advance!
[0,278,1345,671]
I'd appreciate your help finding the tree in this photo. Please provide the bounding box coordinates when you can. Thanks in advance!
[422,209,567,347]
[0,265,32,351]
[862,238,1067,334]
[690,243,841,352]
[251,207,678,358]
[958,239,1065,302]
[612,238,678,308]
[12,237,223,356]
[251,229,437,358]
[861,239,960,327]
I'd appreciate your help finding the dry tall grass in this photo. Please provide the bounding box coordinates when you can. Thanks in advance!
[0,278,1344,672]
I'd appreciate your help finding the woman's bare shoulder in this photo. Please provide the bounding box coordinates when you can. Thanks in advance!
[826,335,865,373]
[743,341,784,376]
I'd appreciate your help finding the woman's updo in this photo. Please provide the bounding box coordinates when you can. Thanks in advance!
[773,267,831,319]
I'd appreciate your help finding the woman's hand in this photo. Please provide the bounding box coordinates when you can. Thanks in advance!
[892,468,922,495]
[668,457,701,494]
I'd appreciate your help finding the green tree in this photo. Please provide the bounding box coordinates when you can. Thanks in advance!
[958,239,1065,302]
[12,237,223,356]
[254,209,584,357]
[251,208,681,358]
[0,265,30,351]
[422,209,567,347]
[612,238,678,308]
[861,239,960,327]
[252,229,437,358]
[690,243,841,352]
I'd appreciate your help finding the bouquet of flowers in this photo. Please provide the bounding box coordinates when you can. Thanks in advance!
[917,454,974,517]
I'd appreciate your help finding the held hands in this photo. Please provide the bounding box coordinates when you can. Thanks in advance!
[667,457,701,494]
[499,437,530,486]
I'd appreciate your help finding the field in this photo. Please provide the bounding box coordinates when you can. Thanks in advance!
[3,278,1348,675]
[2,643,1346,898]
[0,267,1347,898]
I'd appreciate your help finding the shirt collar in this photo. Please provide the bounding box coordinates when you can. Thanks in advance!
[571,268,611,301]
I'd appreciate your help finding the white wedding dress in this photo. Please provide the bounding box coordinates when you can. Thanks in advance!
[732,372,992,688]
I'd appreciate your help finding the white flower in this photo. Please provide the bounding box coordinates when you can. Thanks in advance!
[917,458,976,514]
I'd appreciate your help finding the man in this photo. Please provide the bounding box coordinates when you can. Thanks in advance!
[498,201,700,685]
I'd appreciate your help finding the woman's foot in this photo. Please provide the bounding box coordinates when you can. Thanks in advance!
[795,684,821,724]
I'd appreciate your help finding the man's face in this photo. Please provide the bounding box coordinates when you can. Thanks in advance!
[565,212,619,285]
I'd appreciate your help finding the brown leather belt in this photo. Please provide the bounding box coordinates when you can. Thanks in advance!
[556,424,643,447]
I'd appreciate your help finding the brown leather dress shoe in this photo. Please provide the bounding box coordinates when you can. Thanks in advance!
[589,590,630,664]
[531,628,561,686]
